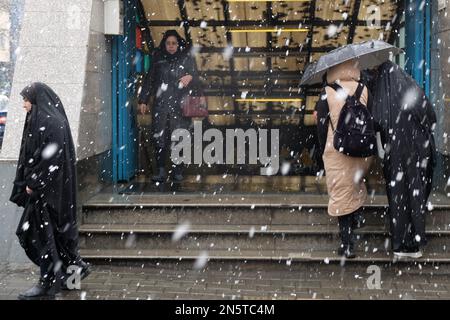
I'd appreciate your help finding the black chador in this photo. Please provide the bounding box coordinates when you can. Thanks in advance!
[10,82,89,299]
[372,61,437,253]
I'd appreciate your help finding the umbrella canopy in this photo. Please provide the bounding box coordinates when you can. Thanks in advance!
[300,40,403,85]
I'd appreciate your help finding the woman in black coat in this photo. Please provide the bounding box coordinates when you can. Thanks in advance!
[138,30,199,182]
[10,83,89,299]
[372,61,437,259]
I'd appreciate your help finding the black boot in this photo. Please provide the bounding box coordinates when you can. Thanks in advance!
[18,279,61,300]
[152,167,167,182]
[61,261,91,291]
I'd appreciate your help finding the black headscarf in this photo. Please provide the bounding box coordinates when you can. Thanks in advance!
[156,29,187,62]
[12,81,77,206]
[18,83,72,178]
[20,82,69,121]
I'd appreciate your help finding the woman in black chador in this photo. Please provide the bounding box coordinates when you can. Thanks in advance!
[10,83,90,299]
[372,61,437,259]
[138,29,199,182]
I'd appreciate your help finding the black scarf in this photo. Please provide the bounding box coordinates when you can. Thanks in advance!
[156,29,188,63]
[11,83,75,207]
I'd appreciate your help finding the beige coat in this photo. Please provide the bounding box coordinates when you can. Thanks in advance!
[323,60,373,217]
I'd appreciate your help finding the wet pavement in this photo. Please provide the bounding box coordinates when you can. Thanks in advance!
[1,261,450,300]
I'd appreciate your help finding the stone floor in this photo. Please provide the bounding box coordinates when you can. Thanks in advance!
[1,261,450,300]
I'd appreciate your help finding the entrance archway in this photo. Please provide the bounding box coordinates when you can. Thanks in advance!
[110,0,433,195]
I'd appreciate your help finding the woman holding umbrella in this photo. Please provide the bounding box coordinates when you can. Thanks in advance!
[305,39,434,259]
[371,61,436,259]
[314,59,374,258]
[304,40,403,258]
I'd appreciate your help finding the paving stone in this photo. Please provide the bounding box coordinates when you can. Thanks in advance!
[2,262,450,299]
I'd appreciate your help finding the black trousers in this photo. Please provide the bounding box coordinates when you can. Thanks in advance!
[152,99,189,170]
[337,209,362,247]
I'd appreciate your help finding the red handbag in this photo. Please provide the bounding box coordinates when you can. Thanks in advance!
[181,95,209,117]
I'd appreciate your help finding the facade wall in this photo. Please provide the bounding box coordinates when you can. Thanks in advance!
[0,0,113,264]
[434,1,450,156]
[78,0,112,160]
[0,0,112,162]
[428,0,450,192]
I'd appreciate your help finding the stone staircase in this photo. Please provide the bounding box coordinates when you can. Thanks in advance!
[79,193,450,264]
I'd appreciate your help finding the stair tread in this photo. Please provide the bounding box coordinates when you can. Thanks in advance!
[79,223,450,235]
[83,193,381,208]
[80,248,450,262]
[83,193,450,208]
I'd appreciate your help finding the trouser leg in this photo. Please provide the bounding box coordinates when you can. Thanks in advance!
[153,108,170,169]
[338,212,355,247]
[39,206,61,288]
[384,160,411,252]
[405,157,431,249]
[168,105,189,176]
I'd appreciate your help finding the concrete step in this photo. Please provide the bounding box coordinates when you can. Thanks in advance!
[80,193,450,264]
[79,223,450,235]
[78,228,450,253]
[80,248,450,263]
[81,205,450,228]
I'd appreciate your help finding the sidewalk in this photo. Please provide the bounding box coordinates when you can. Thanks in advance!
[1,261,450,300]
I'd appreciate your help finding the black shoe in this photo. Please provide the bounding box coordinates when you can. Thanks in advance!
[393,247,423,259]
[18,281,60,300]
[61,262,91,291]
[337,244,356,259]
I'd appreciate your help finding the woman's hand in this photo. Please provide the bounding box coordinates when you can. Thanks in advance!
[26,186,33,195]
[179,75,193,88]
[139,104,149,115]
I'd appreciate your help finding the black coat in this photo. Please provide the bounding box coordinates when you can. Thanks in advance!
[138,30,201,107]
[10,82,80,267]
[138,52,199,106]
[371,61,437,250]
[138,30,203,169]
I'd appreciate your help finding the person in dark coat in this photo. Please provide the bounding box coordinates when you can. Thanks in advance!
[10,82,90,299]
[138,30,199,182]
[371,61,437,259]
